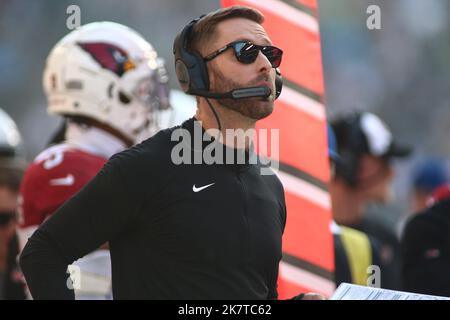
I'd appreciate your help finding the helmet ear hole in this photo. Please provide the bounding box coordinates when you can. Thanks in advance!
[118,91,132,104]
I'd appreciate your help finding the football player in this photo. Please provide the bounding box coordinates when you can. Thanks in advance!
[17,21,170,299]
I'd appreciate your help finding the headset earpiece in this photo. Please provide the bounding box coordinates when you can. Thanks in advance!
[338,148,360,188]
[334,113,365,188]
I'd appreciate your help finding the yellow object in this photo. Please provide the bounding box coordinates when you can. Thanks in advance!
[340,226,372,286]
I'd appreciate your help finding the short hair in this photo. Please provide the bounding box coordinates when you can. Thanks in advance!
[189,6,264,54]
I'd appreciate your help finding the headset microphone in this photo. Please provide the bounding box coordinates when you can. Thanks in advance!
[230,87,271,99]
[189,86,271,100]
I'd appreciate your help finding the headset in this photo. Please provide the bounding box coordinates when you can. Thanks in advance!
[333,113,367,188]
[173,16,283,101]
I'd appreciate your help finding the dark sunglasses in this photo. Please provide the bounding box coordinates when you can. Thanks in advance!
[0,212,16,227]
[204,40,283,68]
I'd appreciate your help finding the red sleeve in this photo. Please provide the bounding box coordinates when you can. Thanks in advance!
[19,145,106,228]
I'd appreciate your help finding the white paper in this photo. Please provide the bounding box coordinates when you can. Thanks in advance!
[331,283,450,300]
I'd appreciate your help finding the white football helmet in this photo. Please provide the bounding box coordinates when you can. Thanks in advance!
[43,21,170,143]
[0,108,26,166]
[0,109,22,153]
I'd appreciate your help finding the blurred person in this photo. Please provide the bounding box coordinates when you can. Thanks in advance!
[0,108,27,300]
[17,21,170,299]
[20,6,322,300]
[410,158,449,214]
[330,112,412,289]
[328,124,382,287]
[401,186,450,296]
[396,158,449,238]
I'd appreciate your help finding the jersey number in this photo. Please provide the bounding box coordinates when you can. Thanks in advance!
[43,150,65,170]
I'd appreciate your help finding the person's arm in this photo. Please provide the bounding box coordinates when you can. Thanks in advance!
[268,186,287,300]
[267,265,280,300]
[19,146,156,299]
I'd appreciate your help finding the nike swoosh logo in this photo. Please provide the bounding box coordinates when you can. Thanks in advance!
[192,183,215,193]
[50,174,75,186]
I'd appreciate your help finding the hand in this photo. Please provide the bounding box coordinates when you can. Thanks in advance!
[301,293,326,300]
[292,292,327,300]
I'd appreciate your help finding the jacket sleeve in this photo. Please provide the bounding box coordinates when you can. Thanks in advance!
[268,188,287,300]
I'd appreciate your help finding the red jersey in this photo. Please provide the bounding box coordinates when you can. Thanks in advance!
[19,144,107,228]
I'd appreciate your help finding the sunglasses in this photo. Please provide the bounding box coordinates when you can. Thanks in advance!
[204,40,283,68]
[0,212,16,227]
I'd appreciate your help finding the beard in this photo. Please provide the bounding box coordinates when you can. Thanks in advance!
[210,66,275,120]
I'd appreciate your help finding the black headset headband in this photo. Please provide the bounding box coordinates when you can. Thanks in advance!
[173,16,210,94]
